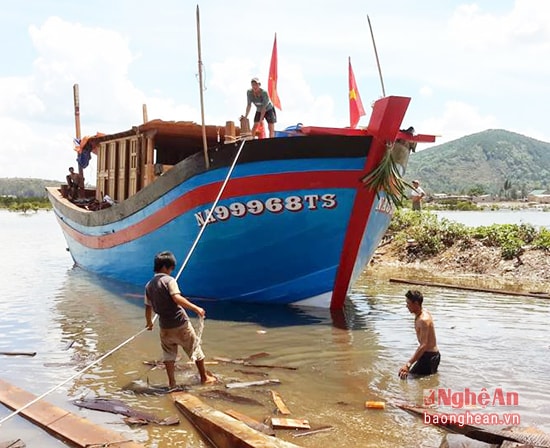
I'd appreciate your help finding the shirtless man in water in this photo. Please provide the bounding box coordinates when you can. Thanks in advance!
[399,290,440,379]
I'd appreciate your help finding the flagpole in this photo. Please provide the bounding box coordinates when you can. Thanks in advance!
[73,84,83,178]
[196,5,210,170]
[367,15,386,97]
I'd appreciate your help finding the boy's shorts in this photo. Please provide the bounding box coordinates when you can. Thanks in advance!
[160,320,204,362]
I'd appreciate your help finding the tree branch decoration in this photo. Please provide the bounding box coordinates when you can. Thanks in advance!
[360,143,412,208]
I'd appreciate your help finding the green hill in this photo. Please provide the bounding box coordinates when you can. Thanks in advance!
[0,178,63,198]
[406,129,550,196]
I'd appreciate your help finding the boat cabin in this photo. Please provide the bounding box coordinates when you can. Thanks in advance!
[76,120,242,204]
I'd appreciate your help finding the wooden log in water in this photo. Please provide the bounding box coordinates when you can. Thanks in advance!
[0,352,36,357]
[389,278,550,300]
[172,392,303,447]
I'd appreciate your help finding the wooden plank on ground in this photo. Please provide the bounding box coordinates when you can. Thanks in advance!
[271,418,311,430]
[270,390,291,415]
[0,379,145,448]
[172,392,303,448]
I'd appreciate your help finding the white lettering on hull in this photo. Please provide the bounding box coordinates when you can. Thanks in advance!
[194,193,337,227]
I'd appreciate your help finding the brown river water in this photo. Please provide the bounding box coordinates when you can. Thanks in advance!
[1,210,549,447]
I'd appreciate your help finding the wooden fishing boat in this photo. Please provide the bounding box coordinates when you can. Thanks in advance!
[46,94,434,308]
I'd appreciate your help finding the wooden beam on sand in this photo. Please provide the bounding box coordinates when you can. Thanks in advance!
[172,392,303,448]
[389,278,550,300]
[0,379,145,448]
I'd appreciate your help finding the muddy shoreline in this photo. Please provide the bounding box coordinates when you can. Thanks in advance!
[367,239,550,296]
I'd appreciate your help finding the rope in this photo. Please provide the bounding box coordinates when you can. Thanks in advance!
[173,138,247,361]
[0,139,247,426]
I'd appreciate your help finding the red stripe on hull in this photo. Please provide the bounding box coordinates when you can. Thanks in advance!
[59,170,362,249]
[330,96,411,310]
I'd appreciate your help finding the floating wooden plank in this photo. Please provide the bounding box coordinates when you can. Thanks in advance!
[398,404,550,447]
[245,364,298,371]
[73,398,179,425]
[234,369,269,377]
[271,418,310,430]
[243,352,270,361]
[224,409,275,436]
[292,426,334,438]
[0,352,36,357]
[172,392,303,448]
[0,440,25,448]
[200,389,264,406]
[213,357,245,365]
[270,390,291,415]
[389,278,550,300]
[0,379,145,448]
[226,379,281,389]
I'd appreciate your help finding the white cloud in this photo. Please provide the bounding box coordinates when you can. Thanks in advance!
[421,101,499,146]
[1,1,550,182]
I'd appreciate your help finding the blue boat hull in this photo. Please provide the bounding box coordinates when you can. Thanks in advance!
[48,96,416,307]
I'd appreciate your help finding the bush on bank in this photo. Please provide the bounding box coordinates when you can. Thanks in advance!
[388,209,550,260]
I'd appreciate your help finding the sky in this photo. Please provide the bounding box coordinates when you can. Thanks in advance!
[1,0,549,181]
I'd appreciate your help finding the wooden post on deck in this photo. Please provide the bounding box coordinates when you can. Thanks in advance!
[73,84,85,198]
[142,104,148,123]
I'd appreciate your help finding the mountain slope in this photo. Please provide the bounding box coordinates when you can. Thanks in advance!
[0,178,63,198]
[406,129,550,195]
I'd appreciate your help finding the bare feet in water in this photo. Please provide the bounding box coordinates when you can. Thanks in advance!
[202,372,217,384]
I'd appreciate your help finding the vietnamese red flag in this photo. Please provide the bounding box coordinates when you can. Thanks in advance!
[268,33,282,110]
[348,57,365,128]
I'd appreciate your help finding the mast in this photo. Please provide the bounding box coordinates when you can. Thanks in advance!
[367,15,386,97]
[73,84,83,177]
[196,5,210,169]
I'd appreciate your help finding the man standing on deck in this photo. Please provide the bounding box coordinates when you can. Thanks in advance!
[399,290,440,379]
[241,77,277,138]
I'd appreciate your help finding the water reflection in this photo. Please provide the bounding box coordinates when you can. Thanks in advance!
[1,211,549,448]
